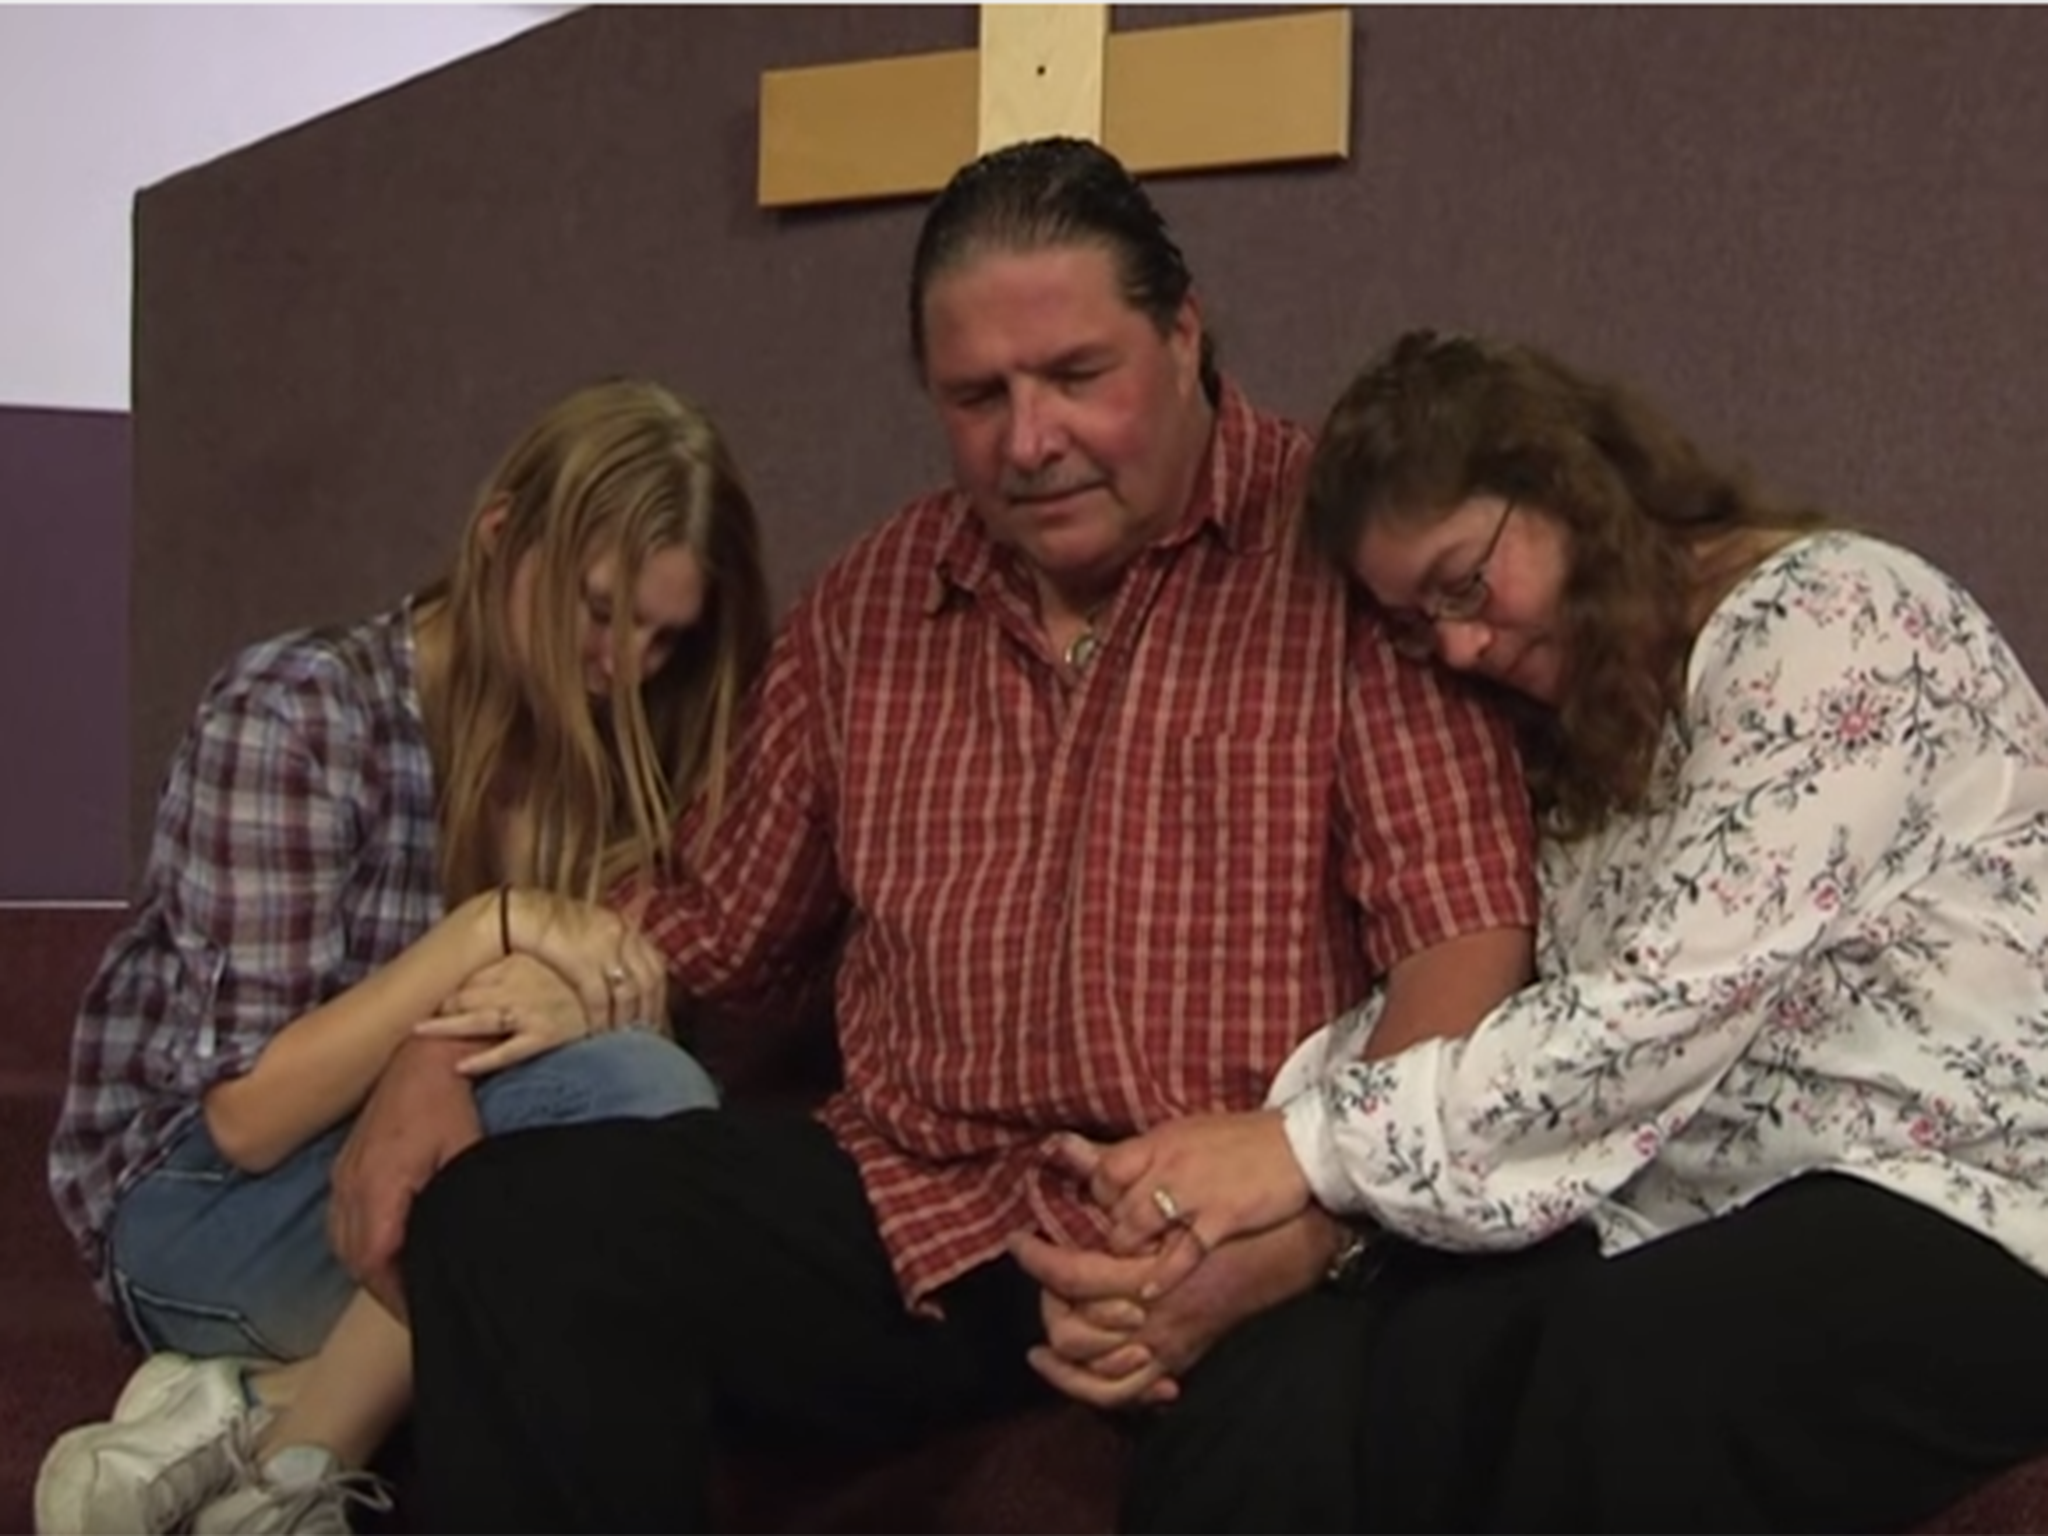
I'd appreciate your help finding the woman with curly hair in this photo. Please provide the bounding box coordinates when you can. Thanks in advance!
[1055,332,2048,1532]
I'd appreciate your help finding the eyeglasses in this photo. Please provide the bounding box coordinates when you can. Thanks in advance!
[1382,500,1517,660]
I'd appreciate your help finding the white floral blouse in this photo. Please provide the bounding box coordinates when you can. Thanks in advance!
[1273,532,2048,1273]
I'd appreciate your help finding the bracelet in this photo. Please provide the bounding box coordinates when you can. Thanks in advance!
[497,884,512,957]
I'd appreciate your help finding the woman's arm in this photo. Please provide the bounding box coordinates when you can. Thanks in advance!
[130,652,464,1174]
[1285,541,2014,1249]
[209,883,655,1169]
[1106,542,2027,1259]
[202,893,503,1171]
[168,635,660,1173]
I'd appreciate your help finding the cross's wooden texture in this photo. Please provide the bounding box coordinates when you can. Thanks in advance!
[757,7,1352,209]
[980,5,1107,153]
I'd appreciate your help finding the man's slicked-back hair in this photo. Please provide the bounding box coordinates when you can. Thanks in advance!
[907,135,1218,391]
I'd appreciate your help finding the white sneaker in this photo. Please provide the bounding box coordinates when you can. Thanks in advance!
[191,1442,394,1536]
[34,1352,254,1534]
[113,1351,258,1424]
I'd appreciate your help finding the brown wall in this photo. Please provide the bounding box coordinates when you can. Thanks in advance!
[130,5,2048,874]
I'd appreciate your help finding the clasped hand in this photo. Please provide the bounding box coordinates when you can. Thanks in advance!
[411,953,603,1075]
[412,891,669,1072]
[1057,1109,1314,1288]
[1012,1110,1321,1410]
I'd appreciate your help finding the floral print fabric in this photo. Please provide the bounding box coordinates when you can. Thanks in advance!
[1274,532,2048,1273]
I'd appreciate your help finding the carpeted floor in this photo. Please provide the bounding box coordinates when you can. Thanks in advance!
[1,907,139,1536]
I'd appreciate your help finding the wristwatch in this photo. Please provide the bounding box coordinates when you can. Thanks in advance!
[1323,1223,1378,1291]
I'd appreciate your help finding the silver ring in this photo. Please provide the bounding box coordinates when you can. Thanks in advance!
[1150,1185,1184,1226]
[604,965,629,989]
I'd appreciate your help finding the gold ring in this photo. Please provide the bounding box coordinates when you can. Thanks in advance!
[1150,1185,1184,1226]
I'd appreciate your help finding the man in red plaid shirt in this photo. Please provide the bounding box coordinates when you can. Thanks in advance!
[349,137,1540,1532]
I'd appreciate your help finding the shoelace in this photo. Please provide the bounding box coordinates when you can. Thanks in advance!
[142,1411,267,1531]
[215,1468,396,1536]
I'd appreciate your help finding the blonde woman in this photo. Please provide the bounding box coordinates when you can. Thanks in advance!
[39,379,773,1536]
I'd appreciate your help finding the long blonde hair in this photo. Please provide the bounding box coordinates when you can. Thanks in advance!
[427,379,771,903]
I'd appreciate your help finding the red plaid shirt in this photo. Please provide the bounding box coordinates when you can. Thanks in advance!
[646,382,1536,1308]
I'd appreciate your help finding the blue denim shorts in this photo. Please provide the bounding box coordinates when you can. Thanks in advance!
[107,1031,718,1361]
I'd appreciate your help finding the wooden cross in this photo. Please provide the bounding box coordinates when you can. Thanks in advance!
[757,5,1352,209]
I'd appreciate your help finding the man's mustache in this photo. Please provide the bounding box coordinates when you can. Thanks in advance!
[1002,473,1105,502]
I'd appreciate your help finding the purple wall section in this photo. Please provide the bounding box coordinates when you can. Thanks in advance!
[117,5,2048,881]
[0,406,129,900]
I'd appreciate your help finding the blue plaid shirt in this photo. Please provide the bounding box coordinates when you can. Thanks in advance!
[49,603,441,1300]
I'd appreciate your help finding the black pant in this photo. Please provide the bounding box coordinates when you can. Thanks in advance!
[1126,1175,2048,1535]
[402,1107,1052,1533]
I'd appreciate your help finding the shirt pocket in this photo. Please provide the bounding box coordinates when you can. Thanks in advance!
[1097,734,1329,1104]
[1146,734,1327,945]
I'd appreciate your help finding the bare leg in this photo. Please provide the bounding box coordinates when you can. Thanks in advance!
[239,1359,312,1415]
[249,1291,412,1469]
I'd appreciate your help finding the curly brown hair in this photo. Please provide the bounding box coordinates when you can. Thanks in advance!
[1304,330,1830,838]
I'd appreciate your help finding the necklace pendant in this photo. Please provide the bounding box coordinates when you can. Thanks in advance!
[1064,629,1101,672]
